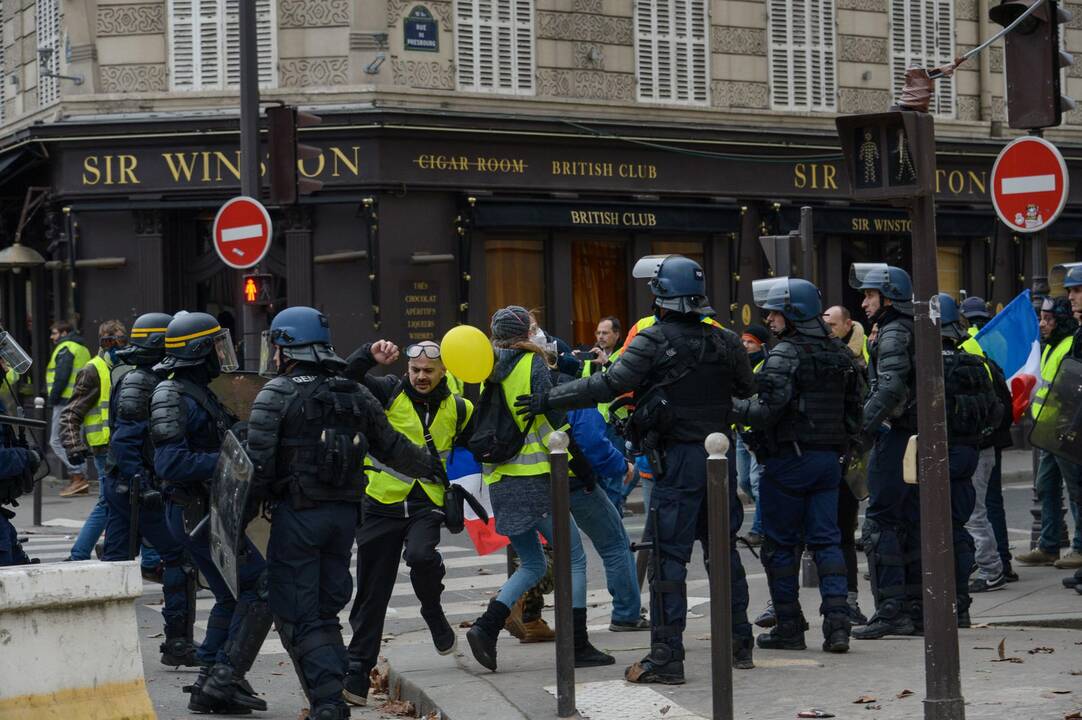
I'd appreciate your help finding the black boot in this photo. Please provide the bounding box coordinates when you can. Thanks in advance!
[906,600,924,635]
[821,613,851,654]
[852,600,915,640]
[200,663,267,712]
[573,608,614,667]
[342,667,370,707]
[308,703,351,720]
[466,599,510,671]
[625,643,685,685]
[732,636,754,670]
[160,636,200,667]
[184,666,253,715]
[756,603,807,650]
[1064,567,1082,589]
[423,609,458,656]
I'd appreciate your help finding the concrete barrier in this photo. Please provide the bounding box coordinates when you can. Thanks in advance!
[0,560,155,720]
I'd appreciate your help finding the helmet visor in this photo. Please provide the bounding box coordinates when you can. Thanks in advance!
[849,262,891,290]
[213,328,239,373]
[632,254,672,279]
[258,330,276,378]
[1052,261,1082,289]
[752,277,791,310]
[0,331,31,375]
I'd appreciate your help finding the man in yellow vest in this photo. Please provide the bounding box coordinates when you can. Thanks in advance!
[342,338,473,707]
[59,320,127,560]
[1017,296,1081,569]
[47,320,91,496]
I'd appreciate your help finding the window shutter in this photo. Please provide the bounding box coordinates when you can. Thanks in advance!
[890,0,954,116]
[198,0,222,89]
[455,0,477,88]
[225,0,276,88]
[513,0,534,93]
[35,0,60,106]
[768,0,836,111]
[635,0,709,105]
[454,0,534,95]
[169,0,196,90]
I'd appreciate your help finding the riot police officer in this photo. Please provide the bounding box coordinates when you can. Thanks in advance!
[515,254,756,683]
[246,307,440,719]
[150,311,271,714]
[0,332,42,566]
[732,277,863,654]
[104,312,200,668]
[848,263,921,640]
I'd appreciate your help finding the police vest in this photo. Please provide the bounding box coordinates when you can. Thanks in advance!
[483,353,560,485]
[943,348,999,447]
[84,356,112,447]
[46,339,91,401]
[780,336,853,451]
[367,390,472,507]
[1033,335,1075,419]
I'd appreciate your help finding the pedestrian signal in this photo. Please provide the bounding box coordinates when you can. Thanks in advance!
[242,273,274,306]
[835,111,935,200]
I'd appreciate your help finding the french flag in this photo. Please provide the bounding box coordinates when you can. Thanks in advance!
[445,448,509,556]
[973,289,1042,422]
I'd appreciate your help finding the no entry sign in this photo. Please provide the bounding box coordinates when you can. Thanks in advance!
[213,196,273,269]
[991,136,1069,234]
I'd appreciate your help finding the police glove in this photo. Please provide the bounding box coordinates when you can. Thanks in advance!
[514,392,549,419]
[27,449,42,473]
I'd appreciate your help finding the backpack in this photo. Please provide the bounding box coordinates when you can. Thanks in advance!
[467,379,529,464]
[943,350,1001,445]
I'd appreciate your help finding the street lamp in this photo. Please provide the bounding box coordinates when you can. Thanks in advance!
[0,240,46,273]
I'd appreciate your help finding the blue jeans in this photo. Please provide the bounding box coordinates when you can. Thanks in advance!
[1035,450,1082,554]
[69,455,109,560]
[569,486,641,623]
[596,475,627,515]
[496,513,587,609]
[735,434,763,536]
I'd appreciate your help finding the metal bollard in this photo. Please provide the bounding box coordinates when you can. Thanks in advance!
[705,433,733,720]
[31,397,45,527]
[548,430,576,719]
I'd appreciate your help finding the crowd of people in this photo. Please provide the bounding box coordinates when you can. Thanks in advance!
[1,255,1081,718]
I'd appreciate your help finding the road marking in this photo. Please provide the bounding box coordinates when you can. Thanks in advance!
[1001,174,1056,195]
[220,224,263,242]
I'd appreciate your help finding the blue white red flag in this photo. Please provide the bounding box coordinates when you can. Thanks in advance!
[974,289,1042,421]
[445,449,509,556]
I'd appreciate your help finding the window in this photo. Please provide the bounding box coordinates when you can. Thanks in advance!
[484,236,545,325]
[168,0,276,91]
[454,0,535,95]
[890,0,954,116]
[937,245,963,299]
[768,0,836,111]
[36,0,61,106]
[571,237,628,347]
[635,0,709,105]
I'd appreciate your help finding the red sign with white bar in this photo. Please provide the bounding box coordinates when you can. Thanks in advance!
[990,136,1069,235]
[212,196,273,269]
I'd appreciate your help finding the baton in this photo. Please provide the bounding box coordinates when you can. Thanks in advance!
[0,413,47,430]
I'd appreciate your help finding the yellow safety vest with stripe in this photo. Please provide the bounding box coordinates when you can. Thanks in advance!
[1032,335,1074,420]
[482,353,563,485]
[83,355,113,447]
[735,357,765,433]
[861,337,870,365]
[960,326,983,357]
[46,339,91,401]
[366,389,473,507]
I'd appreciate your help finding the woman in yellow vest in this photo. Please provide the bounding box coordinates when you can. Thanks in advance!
[47,320,91,495]
[59,319,127,560]
[465,305,613,671]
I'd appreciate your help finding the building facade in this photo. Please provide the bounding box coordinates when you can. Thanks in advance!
[1,0,1080,361]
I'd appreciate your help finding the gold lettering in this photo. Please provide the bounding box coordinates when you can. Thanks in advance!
[213,151,241,181]
[201,151,212,183]
[162,152,198,182]
[298,153,325,178]
[116,155,140,185]
[330,146,361,177]
[851,217,870,231]
[823,164,838,190]
[103,155,115,185]
[82,156,101,185]
[948,171,964,194]
[794,163,807,189]
[967,170,986,195]
[935,169,946,194]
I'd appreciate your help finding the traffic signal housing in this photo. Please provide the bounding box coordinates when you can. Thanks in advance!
[243,273,274,306]
[267,105,323,205]
[990,0,1075,130]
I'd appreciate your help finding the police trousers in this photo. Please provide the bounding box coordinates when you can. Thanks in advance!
[864,426,919,613]
[0,510,29,566]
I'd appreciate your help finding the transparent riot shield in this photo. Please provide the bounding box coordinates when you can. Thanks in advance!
[1030,357,1082,466]
[209,430,254,599]
[209,371,267,420]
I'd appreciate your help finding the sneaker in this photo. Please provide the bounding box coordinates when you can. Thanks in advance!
[1015,548,1058,566]
[59,474,89,497]
[753,602,776,628]
[1063,571,1081,589]
[1053,550,1082,569]
[342,670,369,707]
[1003,563,1020,582]
[968,574,1007,593]
[423,611,457,655]
[610,615,650,632]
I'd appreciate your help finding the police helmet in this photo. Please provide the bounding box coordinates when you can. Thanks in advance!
[158,311,238,374]
[752,277,822,321]
[959,296,991,321]
[116,312,173,366]
[936,293,967,341]
[1041,296,1074,319]
[262,306,345,374]
[849,263,912,301]
[1052,262,1082,289]
[632,254,709,313]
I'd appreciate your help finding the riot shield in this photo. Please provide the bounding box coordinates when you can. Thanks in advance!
[209,371,267,420]
[1030,357,1082,466]
[209,429,254,599]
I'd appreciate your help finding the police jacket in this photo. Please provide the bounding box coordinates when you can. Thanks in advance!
[150,369,237,488]
[546,312,755,444]
[110,365,163,485]
[0,402,35,507]
[246,363,437,505]
[864,307,916,434]
[732,322,863,458]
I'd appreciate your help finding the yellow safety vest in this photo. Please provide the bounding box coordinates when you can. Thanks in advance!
[83,355,112,447]
[1032,335,1074,419]
[446,372,465,396]
[483,353,562,485]
[861,337,870,365]
[46,339,91,401]
[366,390,473,507]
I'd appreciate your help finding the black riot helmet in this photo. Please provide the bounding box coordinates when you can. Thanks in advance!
[156,311,238,376]
[632,254,711,314]
[116,312,173,367]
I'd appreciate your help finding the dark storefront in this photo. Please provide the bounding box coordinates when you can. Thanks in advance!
[2,111,1081,370]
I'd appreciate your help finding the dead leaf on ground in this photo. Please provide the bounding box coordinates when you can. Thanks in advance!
[972,646,995,650]
[659,705,671,715]
[1029,647,1055,654]
[145,632,164,638]
[378,699,417,717]
[1071,671,1082,676]
[369,664,390,695]
[897,689,914,699]
[853,695,878,704]
[458,620,474,628]
[270,672,283,676]
[971,623,991,629]
[296,709,310,720]
[1050,690,1073,694]
[476,567,492,575]
[1064,711,1082,719]
[991,637,1025,663]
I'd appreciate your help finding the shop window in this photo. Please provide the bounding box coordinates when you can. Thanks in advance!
[571,238,628,348]
[1049,245,1076,297]
[889,0,954,117]
[485,236,545,327]
[454,0,535,95]
[35,0,60,106]
[767,0,837,112]
[937,245,963,299]
[168,0,277,91]
[635,0,709,105]
[651,238,705,267]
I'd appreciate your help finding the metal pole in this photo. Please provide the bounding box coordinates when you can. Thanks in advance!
[799,205,814,283]
[547,430,576,718]
[238,0,262,371]
[31,397,45,526]
[907,113,965,720]
[705,433,733,720]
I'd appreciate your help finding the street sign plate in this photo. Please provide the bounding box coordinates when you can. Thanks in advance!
[213,196,273,269]
[990,136,1069,234]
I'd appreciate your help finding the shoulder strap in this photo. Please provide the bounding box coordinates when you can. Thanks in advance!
[175,378,235,427]
[651,321,707,389]
[454,395,467,435]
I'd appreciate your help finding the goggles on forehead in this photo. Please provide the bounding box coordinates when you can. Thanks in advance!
[406,344,441,360]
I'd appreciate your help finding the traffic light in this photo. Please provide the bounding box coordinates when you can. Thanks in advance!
[243,273,274,306]
[267,105,323,205]
[990,0,1075,130]
[835,111,935,200]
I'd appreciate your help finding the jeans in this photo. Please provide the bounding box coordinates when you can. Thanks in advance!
[496,513,587,610]
[949,446,978,615]
[1035,450,1082,554]
[141,544,162,570]
[49,405,86,475]
[965,447,1004,580]
[985,448,1012,565]
[735,434,763,537]
[596,475,627,515]
[569,486,640,623]
[69,454,108,560]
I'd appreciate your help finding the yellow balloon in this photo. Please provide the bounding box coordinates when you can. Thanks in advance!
[441,325,494,384]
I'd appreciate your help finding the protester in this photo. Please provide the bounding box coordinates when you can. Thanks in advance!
[47,321,91,496]
[735,324,768,546]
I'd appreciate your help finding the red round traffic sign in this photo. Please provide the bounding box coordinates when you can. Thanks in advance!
[212,196,273,269]
[990,136,1069,234]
